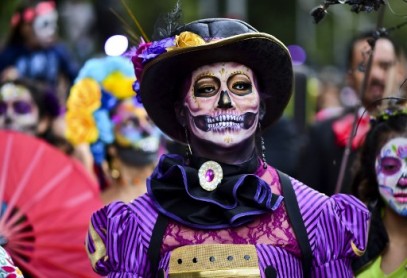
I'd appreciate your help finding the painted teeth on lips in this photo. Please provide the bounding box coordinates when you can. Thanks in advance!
[207,114,243,123]
[206,114,244,132]
[207,121,244,131]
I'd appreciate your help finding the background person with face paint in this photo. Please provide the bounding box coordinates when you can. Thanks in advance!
[297,31,405,196]
[101,98,164,204]
[0,78,102,188]
[65,56,165,199]
[351,100,407,277]
[0,80,43,135]
[0,78,72,151]
[0,0,79,109]
[85,14,370,277]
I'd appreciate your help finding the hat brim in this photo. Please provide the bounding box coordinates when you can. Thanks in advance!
[140,33,293,144]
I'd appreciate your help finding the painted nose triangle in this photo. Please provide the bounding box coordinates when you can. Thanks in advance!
[218,90,233,108]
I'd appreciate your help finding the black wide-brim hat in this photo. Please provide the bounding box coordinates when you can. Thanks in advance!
[139,18,293,144]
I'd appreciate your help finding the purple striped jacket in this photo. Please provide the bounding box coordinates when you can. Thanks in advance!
[86,168,369,278]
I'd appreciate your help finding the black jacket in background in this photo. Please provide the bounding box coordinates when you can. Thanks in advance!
[263,117,302,177]
[297,109,359,196]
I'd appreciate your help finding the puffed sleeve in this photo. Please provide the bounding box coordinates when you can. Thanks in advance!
[311,194,370,277]
[85,201,150,277]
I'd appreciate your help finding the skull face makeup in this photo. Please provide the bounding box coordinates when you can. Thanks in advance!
[375,137,407,216]
[183,62,260,148]
[112,99,161,153]
[32,3,58,47]
[0,83,39,134]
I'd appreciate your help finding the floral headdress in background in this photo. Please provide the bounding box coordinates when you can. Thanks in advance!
[65,56,136,163]
[369,97,407,122]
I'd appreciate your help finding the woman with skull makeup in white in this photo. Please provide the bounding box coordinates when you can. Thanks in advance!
[177,62,261,165]
[86,17,370,277]
[351,101,407,277]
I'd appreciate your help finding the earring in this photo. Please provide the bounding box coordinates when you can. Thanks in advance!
[184,128,192,162]
[110,158,121,180]
[261,136,268,169]
[258,123,267,169]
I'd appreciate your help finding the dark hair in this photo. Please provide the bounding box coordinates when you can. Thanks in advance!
[351,113,407,204]
[345,30,402,71]
[7,3,30,46]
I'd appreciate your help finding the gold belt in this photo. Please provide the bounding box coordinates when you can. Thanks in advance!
[168,244,260,278]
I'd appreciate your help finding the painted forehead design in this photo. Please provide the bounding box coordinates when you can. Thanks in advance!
[112,101,146,125]
[0,84,31,100]
[193,63,252,81]
[380,137,407,159]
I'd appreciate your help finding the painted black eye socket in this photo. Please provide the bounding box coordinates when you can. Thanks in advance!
[232,82,252,91]
[194,76,220,97]
[197,86,217,94]
[228,74,252,96]
[122,118,140,128]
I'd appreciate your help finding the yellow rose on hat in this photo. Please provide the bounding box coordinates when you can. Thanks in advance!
[175,31,206,48]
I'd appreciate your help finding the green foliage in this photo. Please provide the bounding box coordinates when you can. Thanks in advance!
[0,0,22,47]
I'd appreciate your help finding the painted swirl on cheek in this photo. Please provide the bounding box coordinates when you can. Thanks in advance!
[193,112,257,132]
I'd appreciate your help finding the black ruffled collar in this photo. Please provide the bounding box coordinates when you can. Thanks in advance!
[147,153,283,230]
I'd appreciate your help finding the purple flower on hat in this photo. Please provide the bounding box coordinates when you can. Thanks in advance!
[139,37,175,60]
[129,37,176,80]
[130,42,152,79]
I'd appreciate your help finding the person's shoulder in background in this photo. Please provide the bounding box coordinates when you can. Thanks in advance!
[263,116,302,177]
[295,108,355,194]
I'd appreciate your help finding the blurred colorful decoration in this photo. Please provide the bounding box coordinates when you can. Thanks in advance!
[0,130,102,278]
[104,35,129,56]
[310,0,385,23]
[65,56,135,164]
[287,45,307,66]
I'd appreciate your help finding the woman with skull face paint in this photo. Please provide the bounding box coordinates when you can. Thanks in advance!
[0,78,74,155]
[0,0,78,107]
[0,80,43,135]
[351,101,407,277]
[86,17,370,277]
[100,98,164,204]
[65,55,164,199]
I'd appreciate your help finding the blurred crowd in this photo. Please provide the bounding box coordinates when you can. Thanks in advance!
[0,0,406,277]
